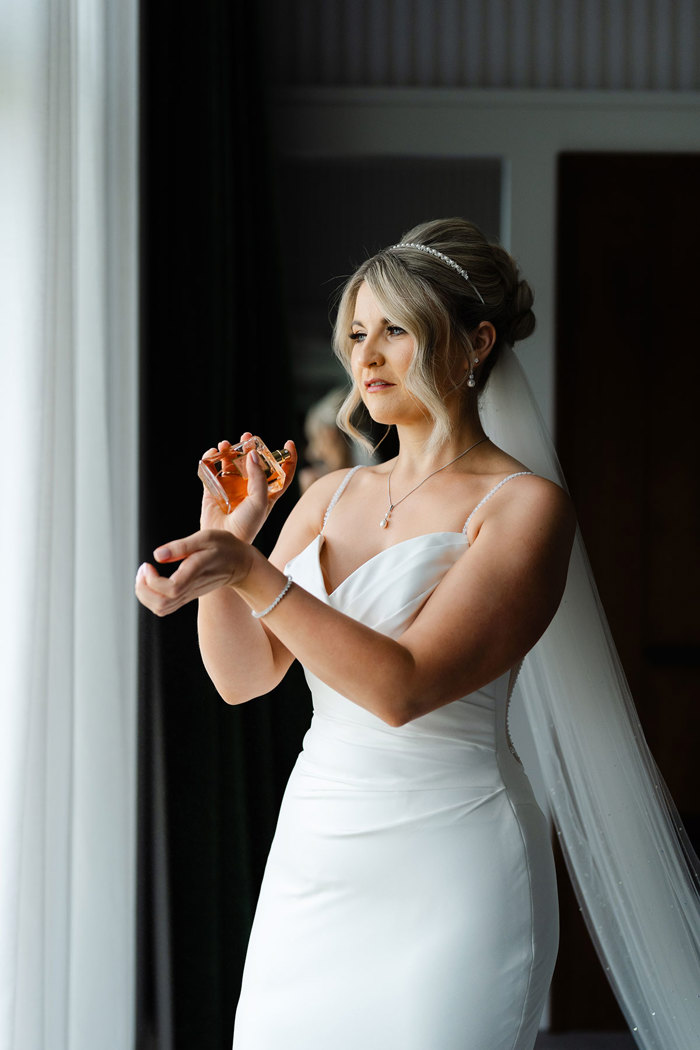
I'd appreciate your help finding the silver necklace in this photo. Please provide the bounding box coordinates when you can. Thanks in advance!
[379,436,488,529]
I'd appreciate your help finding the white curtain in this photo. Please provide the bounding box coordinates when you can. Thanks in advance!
[0,0,138,1047]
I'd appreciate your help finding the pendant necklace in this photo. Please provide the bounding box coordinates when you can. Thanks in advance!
[379,436,488,529]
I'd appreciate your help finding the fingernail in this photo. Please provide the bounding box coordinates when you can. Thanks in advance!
[154,547,171,562]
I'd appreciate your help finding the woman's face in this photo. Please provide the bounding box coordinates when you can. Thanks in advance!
[349,281,419,425]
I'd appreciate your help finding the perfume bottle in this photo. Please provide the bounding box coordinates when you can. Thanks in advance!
[198,436,291,514]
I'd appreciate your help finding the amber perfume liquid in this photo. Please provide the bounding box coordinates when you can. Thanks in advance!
[198,436,290,513]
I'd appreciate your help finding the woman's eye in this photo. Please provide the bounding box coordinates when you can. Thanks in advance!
[387,325,405,336]
[349,331,366,342]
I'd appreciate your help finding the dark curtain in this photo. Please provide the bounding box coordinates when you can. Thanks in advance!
[137,4,309,1048]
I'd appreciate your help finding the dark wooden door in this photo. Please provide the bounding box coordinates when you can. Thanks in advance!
[554,152,700,1030]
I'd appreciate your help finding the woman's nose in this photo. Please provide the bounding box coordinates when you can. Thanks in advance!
[355,332,384,366]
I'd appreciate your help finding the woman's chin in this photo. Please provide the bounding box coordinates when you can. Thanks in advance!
[363,403,390,422]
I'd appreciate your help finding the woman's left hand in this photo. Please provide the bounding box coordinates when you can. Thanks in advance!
[199,435,297,543]
[135,529,252,617]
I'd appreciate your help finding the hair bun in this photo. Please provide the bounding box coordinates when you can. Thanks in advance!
[486,244,535,347]
[507,279,536,345]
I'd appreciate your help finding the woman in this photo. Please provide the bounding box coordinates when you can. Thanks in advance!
[136,219,700,1049]
[297,386,356,494]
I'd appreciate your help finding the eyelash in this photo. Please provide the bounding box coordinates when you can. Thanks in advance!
[349,325,405,341]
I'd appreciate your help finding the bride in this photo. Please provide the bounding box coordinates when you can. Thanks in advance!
[136,218,700,1050]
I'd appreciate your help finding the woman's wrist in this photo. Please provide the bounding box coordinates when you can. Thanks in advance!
[250,575,294,619]
[230,550,289,613]
[198,506,263,545]
[226,539,257,589]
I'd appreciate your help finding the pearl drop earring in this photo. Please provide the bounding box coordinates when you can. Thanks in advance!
[467,356,479,389]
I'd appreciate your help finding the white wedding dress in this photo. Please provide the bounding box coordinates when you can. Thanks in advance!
[232,469,558,1050]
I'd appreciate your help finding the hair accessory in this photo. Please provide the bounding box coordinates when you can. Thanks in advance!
[251,575,294,618]
[390,242,486,304]
[380,436,488,528]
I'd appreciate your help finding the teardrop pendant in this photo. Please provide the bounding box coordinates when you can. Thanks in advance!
[379,436,488,531]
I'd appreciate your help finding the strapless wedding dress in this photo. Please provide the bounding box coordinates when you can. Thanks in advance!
[232,472,558,1050]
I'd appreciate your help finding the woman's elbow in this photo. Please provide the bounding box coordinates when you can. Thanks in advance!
[381,709,410,728]
[212,672,267,705]
[377,681,464,727]
[217,676,283,706]
[375,694,418,728]
[203,662,277,706]
[218,686,255,706]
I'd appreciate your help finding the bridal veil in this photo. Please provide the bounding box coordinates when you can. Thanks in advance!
[481,347,700,1049]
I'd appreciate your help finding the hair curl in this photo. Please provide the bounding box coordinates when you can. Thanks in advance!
[332,217,535,453]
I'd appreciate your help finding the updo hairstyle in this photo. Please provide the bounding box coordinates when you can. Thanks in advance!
[332,217,535,452]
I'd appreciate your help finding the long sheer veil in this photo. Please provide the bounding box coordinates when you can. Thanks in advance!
[480,346,700,1049]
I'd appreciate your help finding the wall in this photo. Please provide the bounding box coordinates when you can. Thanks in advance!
[262,0,699,90]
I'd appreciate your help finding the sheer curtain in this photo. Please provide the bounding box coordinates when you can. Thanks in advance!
[0,0,138,1048]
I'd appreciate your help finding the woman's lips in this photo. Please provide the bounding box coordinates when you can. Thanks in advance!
[365,380,395,391]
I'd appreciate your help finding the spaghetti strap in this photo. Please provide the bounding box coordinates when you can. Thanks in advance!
[462,471,533,543]
[321,466,363,532]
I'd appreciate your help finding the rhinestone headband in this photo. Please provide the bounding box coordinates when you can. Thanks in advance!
[389,242,485,304]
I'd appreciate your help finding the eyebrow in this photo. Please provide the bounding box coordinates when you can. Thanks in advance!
[350,317,391,327]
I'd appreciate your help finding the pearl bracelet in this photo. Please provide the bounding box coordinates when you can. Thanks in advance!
[250,575,294,619]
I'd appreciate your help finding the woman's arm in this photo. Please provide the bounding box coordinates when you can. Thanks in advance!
[235,475,574,724]
[193,469,348,702]
[138,474,575,724]
[197,559,290,703]
[136,458,351,703]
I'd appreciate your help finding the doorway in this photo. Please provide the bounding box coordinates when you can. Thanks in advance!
[554,151,700,1029]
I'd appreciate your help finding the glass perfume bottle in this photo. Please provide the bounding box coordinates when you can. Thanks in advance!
[197,436,291,514]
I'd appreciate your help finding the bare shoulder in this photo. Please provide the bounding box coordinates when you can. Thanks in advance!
[468,471,576,553]
[435,473,575,660]
[402,472,576,707]
[502,472,574,520]
[268,467,360,570]
[298,467,358,521]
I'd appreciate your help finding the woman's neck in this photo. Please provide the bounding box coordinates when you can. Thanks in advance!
[392,409,486,479]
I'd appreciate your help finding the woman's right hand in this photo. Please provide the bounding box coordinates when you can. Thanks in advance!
[199,432,297,543]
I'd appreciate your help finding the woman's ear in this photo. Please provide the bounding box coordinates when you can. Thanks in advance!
[465,323,497,382]
[463,323,497,388]
[470,321,497,362]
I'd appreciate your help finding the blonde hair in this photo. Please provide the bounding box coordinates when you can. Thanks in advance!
[332,217,535,453]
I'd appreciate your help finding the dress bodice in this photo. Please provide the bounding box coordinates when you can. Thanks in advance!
[284,528,524,793]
